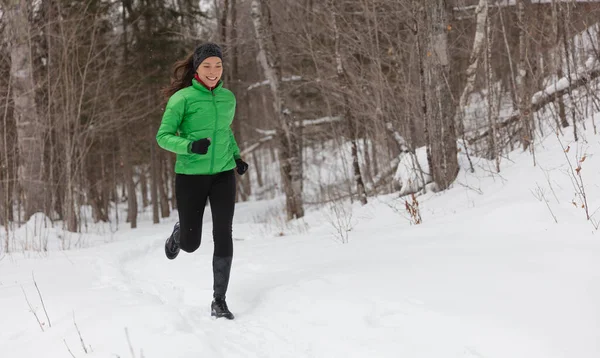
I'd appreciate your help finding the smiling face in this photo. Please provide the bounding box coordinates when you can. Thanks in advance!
[196,56,223,88]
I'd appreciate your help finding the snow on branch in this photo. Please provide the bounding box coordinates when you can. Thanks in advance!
[385,122,410,152]
[454,0,600,13]
[300,116,342,127]
[385,123,430,196]
[240,135,274,157]
[243,116,343,154]
[247,75,303,91]
[468,65,600,144]
[253,115,342,137]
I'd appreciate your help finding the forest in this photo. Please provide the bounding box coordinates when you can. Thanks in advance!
[1,0,599,251]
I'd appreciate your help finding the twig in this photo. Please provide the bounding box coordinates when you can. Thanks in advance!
[20,284,45,332]
[539,165,561,204]
[64,339,77,358]
[32,272,51,327]
[532,183,558,224]
[556,134,594,226]
[125,327,136,358]
[73,311,89,354]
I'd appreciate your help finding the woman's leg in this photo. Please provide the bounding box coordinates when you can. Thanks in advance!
[176,174,210,253]
[208,170,236,300]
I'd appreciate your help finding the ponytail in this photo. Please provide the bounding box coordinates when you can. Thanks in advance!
[161,52,195,104]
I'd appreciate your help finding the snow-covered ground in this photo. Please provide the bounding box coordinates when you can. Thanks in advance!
[2,118,600,357]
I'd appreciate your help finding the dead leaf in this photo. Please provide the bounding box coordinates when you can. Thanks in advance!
[580,155,586,162]
[576,166,582,174]
[565,145,570,153]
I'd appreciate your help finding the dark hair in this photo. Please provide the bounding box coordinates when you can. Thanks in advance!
[161,52,195,104]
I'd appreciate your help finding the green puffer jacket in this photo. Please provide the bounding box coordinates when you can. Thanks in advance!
[156,79,241,175]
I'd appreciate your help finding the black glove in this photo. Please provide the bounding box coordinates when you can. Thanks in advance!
[190,138,211,154]
[235,158,249,175]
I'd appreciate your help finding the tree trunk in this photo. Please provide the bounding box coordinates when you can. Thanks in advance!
[219,0,230,43]
[6,0,46,219]
[229,0,251,202]
[414,5,433,189]
[551,1,569,129]
[252,151,263,187]
[517,0,534,151]
[119,128,137,228]
[485,6,500,172]
[251,0,304,219]
[561,2,578,141]
[426,0,458,190]
[455,0,487,133]
[160,152,171,218]
[86,154,109,223]
[151,129,160,224]
[330,0,367,205]
[140,167,149,208]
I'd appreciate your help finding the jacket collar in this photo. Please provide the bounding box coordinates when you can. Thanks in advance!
[192,78,223,94]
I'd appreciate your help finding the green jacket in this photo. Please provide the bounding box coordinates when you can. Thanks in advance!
[156,79,241,175]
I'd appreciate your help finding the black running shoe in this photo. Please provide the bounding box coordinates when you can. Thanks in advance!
[211,297,235,320]
[164,222,180,260]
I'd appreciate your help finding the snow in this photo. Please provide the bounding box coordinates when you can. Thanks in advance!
[252,116,342,138]
[2,121,600,357]
[455,0,600,10]
[300,115,342,127]
[394,147,431,196]
[247,75,303,91]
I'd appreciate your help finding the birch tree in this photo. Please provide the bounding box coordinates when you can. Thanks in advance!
[250,0,304,219]
[517,0,534,153]
[5,0,45,219]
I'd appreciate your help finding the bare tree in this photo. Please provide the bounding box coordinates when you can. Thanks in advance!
[423,0,459,191]
[5,0,45,219]
[251,0,304,219]
[329,0,367,205]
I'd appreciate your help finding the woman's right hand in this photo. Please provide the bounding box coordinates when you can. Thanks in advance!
[190,138,211,154]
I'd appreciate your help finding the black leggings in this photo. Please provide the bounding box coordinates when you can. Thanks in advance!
[175,170,236,257]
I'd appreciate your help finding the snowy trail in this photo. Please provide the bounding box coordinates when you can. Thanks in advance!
[3,196,600,357]
[3,128,600,357]
[114,213,599,358]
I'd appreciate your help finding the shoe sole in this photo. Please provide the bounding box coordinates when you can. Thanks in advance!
[211,309,235,320]
[165,238,180,260]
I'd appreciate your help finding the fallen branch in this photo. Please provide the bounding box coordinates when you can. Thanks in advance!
[468,67,600,144]
[454,0,600,13]
[240,135,273,157]
[247,75,303,91]
[243,116,343,155]
[367,156,401,193]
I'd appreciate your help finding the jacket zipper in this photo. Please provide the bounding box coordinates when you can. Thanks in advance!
[209,90,218,174]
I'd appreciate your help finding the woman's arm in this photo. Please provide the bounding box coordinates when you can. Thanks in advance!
[229,130,241,160]
[156,94,192,154]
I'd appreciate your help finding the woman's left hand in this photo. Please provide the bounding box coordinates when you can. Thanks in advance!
[235,159,249,175]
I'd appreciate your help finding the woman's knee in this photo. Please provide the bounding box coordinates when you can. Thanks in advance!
[179,230,202,253]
